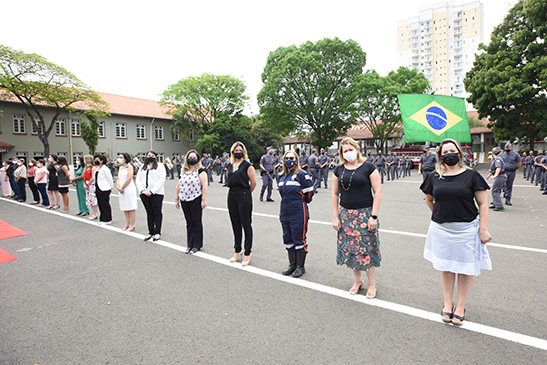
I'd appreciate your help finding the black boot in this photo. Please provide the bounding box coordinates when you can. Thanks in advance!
[282,250,297,276]
[292,251,307,278]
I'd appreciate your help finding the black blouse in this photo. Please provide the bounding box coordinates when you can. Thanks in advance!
[334,162,376,209]
[226,160,251,190]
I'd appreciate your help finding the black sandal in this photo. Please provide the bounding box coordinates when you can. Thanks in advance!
[441,306,454,323]
[451,311,465,326]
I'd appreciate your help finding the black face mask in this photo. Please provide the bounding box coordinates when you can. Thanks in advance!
[441,153,460,166]
[147,157,156,163]
[234,152,244,159]
[94,160,100,166]
[187,158,198,166]
[505,149,511,153]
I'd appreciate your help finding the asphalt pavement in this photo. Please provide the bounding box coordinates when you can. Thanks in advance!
[1,168,546,364]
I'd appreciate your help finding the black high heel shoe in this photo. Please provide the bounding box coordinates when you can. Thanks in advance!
[441,306,454,323]
[144,235,153,241]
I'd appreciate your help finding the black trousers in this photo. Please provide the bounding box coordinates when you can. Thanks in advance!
[181,196,203,249]
[141,194,163,235]
[95,186,112,222]
[17,178,27,201]
[28,176,40,202]
[227,189,253,255]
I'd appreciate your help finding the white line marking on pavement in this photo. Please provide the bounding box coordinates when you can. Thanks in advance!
[2,197,547,351]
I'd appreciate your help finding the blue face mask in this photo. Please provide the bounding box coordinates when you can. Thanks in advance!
[284,159,296,169]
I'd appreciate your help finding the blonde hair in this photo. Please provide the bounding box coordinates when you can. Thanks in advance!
[230,141,249,164]
[437,138,469,179]
[182,149,203,173]
[279,150,301,176]
[338,137,365,165]
[84,155,94,169]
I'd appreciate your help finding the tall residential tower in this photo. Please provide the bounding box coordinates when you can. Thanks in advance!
[397,1,484,100]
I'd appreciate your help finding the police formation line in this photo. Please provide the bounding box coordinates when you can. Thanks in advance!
[2,138,544,327]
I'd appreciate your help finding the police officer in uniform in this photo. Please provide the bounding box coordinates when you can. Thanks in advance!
[299,150,309,174]
[385,152,394,181]
[487,147,507,211]
[308,148,320,193]
[374,151,386,184]
[318,148,330,189]
[533,150,544,186]
[333,152,340,167]
[393,153,400,179]
[526,151,535,182]
[419,145,437,182]
[540,152,547,194]
[499,142,522,206]
[405,155,412,177]
[273,151,282,187]
[259,147,276,202]
[521,152,528,179]
[366,152,374,164]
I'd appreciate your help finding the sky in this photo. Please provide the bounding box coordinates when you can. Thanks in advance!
[2,0,517,115]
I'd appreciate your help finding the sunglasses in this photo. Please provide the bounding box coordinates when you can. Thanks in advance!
[285,157,296,160]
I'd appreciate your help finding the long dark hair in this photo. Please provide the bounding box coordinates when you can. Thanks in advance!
[121,152,131,164]
[142,150,158,171]
[57,156,69,168]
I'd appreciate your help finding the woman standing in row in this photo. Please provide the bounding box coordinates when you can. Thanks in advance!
[175,150,208,254]
[117,153,137,231]
[136,150,165,241]
[226,142,257,266]
[56,156,71,213]
[420,138,492,326]
[95,154,113,224]
[34,159,49,207]
[27,159,41,205]
[47,154,60,209]
[0,161,12,197]
[332,137,382,298]
[278,150,314,277]
[83,155,99,220]
[72,156,90,216]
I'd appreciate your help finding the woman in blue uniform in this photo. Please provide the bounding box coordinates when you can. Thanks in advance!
[278,150,314,278]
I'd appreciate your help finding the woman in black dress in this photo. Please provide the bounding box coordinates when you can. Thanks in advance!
[226,142,257,266]
[46,154,61,209]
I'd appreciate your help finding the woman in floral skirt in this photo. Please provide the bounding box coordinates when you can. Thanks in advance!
[331,137,382,298]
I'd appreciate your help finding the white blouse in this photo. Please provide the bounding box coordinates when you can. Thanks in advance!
[136,163,166,195]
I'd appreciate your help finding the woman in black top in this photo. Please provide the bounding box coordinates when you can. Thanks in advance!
[331,137,382,298]
[46,154,61,209]
[420,138,492,326]
[226,142,257,266]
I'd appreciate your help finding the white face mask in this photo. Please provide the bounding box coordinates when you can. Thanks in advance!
[343,150,357,162]
[29,163,34,166]
[117,158,124,164]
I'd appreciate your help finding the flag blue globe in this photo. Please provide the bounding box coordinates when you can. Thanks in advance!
[425,106,447,130]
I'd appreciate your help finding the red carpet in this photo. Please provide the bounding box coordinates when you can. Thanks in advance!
[0,219,28,240]
[0,248,16,263]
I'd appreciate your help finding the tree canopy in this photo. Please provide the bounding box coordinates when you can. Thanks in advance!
[352,67,430,153]
[0,45,108,157]
[257,38,367,150]
[464,0,547,147]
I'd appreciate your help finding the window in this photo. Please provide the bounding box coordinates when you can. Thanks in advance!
[155,126,164,140]
[116,123,127,138]
[136,124,146,139]
[33,152,44,159]
[157,153,165,163]
[98,121,105,137]
[13,114,26,133]
[71,119,81,136]
[57,152,67,158]
[171,130,180,141]
[16,152,28,164]
[55,118,66,136]
[32,119,44,135]
[187,129,195,142]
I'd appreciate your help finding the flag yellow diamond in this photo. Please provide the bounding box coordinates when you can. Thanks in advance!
[409,101,463,136]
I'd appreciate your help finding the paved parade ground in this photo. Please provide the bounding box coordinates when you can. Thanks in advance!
[1,169,546,364]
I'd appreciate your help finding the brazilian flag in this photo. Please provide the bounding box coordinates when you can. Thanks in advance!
[397,94,471,143]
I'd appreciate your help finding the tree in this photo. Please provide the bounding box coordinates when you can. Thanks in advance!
[80,109,108,155]
[246,118,284,163]
[0,45,108,157]
[352,67,430,153]
[257,38,367,150]
[161,73,249,153]
[464,0,547,149]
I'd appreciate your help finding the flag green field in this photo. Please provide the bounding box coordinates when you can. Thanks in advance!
[397,94,471,143]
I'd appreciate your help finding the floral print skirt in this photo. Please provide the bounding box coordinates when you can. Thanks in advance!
[336,207,381,271]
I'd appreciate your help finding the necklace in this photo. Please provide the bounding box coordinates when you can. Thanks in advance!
[340,166,357,191]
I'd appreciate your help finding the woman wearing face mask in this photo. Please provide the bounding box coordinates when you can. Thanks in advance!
[0,161,12,197]
[83,155,99,220]
[226,142,257,266]
[420,138,492,326]
[71,156,89,216]
[94,154,114,224]
[136,150,166,241]
[34,159,49,207]
[278,150,314,277]
[331,137,382,298]
[56,156,71,213]
[116,153,137,231]
[27,159,41,204]
[175,150,208,253]
[47,154,61,209]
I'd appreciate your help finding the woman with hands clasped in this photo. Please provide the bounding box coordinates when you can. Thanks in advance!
[331,137,382,298]
[420,138,492,326]
[175,150,208,254]
[116,153,138,231]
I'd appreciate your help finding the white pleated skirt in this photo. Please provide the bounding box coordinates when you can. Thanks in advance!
[424,217,492,276]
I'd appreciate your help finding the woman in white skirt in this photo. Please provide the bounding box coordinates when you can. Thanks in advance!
[116,153,138,231]
[420,138,492,326]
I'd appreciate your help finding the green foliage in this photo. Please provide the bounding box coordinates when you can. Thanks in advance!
[245,118,284,163]
[161,73,249,149]
[464,0,547,148]
[80,109,110,155]
[258,38,367,150]
[352,67,430,153]
[0,45,108,156]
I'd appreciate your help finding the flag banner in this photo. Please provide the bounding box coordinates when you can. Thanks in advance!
[397,94,471,143]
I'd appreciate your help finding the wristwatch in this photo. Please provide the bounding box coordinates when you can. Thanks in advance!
[370,215,378,220]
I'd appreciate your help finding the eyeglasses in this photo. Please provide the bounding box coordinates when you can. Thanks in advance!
[285,157,296,160]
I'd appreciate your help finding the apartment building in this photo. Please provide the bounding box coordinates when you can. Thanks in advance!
[397,1,484,99]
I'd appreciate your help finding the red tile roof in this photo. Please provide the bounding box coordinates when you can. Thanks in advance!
[0,141,15,149]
